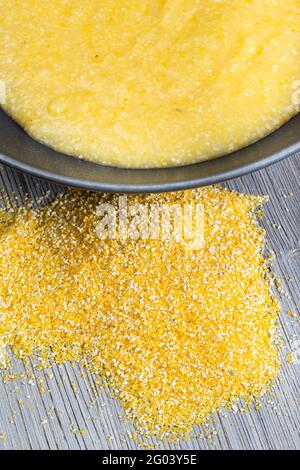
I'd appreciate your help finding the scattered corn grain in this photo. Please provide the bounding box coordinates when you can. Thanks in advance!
[287,310,297,319]
[286,353,295,364]
[0,187,281,439]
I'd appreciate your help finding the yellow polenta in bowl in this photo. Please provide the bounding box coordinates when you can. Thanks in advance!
[0,1,299,169]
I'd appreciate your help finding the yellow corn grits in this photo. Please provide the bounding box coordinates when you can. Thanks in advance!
[0,1,299,168]
[0,188,280,439]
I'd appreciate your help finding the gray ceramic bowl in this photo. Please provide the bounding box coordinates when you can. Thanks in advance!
[0,109,299,193]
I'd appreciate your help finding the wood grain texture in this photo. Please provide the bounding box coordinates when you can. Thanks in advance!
[0,154,300,450]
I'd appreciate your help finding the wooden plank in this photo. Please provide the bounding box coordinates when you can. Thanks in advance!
[0,154,300,450]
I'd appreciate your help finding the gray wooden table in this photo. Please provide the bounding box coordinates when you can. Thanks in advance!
[0,154,300,450]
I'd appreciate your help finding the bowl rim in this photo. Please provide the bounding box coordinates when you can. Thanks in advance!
[1,111,300,193]
[1,142,299,194]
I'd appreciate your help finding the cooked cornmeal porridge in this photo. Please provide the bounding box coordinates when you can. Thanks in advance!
[0,1,299,168]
